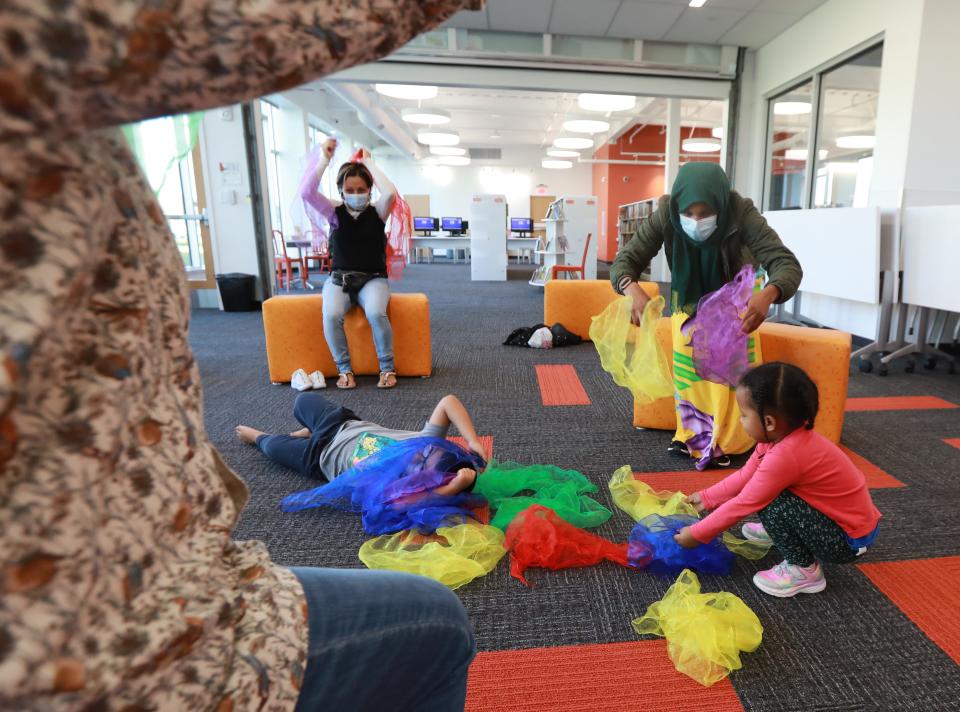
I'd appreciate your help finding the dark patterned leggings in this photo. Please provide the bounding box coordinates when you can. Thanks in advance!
[758,490,859,567]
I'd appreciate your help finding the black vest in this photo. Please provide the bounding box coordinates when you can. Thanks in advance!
[330,204,387,273]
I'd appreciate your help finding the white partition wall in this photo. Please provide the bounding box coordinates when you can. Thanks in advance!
[763,207,883,304]
[901,205,960,313]
[558,196,599,280]
[469,194,508,281]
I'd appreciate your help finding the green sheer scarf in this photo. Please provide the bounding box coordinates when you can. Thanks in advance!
[122,112,204,195]
[668,162,732,315]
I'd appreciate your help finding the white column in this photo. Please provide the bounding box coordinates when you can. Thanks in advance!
[664,98,681,194]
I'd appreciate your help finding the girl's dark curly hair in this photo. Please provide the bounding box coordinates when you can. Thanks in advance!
[738,362,819,438]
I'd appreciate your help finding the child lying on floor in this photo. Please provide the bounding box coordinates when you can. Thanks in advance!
[673,362,881,598]
[236,392,488,496]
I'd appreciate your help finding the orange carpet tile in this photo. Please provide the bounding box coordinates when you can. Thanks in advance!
[845,396,957,412]
[944,438,960,451]
[465,640,744,712]
[634,470,736,495]
[858,556,960,665]
[535,364,591,406]
[838,445,905,488]
[448,435,495,459]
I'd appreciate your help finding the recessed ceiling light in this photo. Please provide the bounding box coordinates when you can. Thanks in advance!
[542,159,573,170]
[773,101,812,115]
[438,155,471,166]
[835,134,875,149]
[547,149,580,157]
[681,137,721,153]
[577,93,636,113]
[784,148,830,160]
[417,130,460,146]
[689,0,707,7]
[562,119,610,134]
[430,146,467,156]
[553,136,594,150]
[375,84,438,100]
[401,107,451,125]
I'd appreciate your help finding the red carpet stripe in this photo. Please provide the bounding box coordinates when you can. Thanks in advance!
[535,364,591,406]
[448,435,495,460]
[858,556,960,665]
[839,445,905,488]
[944,438,960,451]
[466,640,744,712]
[845,396,957,412]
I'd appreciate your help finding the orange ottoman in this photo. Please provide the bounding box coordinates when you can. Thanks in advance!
[543,279,659,341]
[263,293,431,382]
[632,321,852,443]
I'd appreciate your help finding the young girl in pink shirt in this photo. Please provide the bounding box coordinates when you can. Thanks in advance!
[674,362,881,597]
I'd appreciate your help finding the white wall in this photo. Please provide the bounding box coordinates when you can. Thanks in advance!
[737,0,933,338]
[379,147,593,222]
[195,105,262,308]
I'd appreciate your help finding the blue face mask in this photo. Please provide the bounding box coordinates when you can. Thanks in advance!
[680,214,718,242]
[343,192,370,211]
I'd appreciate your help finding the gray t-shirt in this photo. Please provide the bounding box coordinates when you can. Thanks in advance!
[317,419,449,480]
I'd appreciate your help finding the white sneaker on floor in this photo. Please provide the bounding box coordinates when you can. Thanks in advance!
[290,369,312,392]
[308,371,326,389]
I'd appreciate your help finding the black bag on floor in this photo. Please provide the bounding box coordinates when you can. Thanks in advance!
[503,324,547,347]
[503,322,583,348]
[550,323,583,347]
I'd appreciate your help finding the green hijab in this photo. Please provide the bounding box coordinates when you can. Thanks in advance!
[669,162,731,315]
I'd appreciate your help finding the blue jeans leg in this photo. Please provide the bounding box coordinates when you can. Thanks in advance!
[291,567,475,712]
[357,278,395,373]
[321,278,353,373]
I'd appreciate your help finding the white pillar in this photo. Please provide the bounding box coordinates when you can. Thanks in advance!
[664,98,681,193]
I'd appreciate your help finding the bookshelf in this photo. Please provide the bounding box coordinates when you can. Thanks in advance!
[617,197,659,252]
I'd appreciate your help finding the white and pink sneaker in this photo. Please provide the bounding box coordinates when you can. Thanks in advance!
[742,522,773,545]
[753,560,826,597]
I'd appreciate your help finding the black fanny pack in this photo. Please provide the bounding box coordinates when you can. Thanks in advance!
[331,270,386,295]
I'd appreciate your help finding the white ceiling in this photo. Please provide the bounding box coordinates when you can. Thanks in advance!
[444,0,830,49]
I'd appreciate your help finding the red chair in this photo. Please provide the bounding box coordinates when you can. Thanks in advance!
[272,229,308,290]
[304,230,332,275]
[551,232,592,281]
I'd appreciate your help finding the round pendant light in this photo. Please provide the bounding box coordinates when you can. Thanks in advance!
[430,146,467,156]
[553,136,594,150]
[835,134,875,149]
[681,137,721,153]
[546,149,580,158]
[375,84,438,101]
[401,107,451,125]
[542,159,573,170]
[438,155,471,166]
[417,130,460,146]
[562,118,610,134]
[773,101,812,115]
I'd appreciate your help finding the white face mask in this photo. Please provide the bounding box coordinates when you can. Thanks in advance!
[680,214,718,242]
[343,192,370,212]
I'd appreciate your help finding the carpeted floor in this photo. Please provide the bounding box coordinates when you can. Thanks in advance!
[190,262,960,712]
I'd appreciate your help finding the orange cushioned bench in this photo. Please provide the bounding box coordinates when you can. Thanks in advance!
[262,293,431,382]
[543,279,659,341]
[633,319,852,443]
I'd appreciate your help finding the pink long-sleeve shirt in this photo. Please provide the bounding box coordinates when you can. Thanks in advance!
[689,427,882,544]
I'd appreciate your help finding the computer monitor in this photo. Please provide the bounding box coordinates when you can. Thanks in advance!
[441,216,463,234]
[511,217,533,234]
[414,216,439,234]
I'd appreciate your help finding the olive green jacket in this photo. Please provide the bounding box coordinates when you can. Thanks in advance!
[610,191,803,303]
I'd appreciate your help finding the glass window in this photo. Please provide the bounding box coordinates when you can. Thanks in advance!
[765,81,814,211]
[642,41,721,69]
[812,44,882,208]
[260,100,284,233]
[551,35,634,61]
[457,30,542,54]
[404,29,449,51]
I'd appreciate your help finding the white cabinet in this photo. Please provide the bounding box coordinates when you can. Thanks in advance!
[468,194,508,281]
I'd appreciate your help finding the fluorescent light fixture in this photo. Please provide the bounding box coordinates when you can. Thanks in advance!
[784,148,830,161]
[553,136,594,150]
[562,119,610,134]
[773,101,812,115]
[711,127,724,138]
[835,134,875,149]
[429,146,467,156]
[577,93,636,113]
[401,107,451,125]
[417,130,460,146]
[542,159,573,170]
[681,137,721,153]
[437,155,471,166]
[689,0,707,6]
[374,83,438,101]
[547,149,580,157]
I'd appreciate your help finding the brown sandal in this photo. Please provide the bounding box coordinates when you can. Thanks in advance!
[336,372,356,389]
[377,371,398,389]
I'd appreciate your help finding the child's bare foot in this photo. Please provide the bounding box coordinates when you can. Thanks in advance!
[290,427,310,438]
[435,468,477,496]
[235,425,266,445]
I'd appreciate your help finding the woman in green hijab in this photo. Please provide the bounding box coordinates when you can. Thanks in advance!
[610,162,802,468]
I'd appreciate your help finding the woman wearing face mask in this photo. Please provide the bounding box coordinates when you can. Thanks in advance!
[314,138,400,389]
[610,162,802,469]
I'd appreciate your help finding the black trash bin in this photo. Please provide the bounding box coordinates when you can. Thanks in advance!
[216,273,258,312]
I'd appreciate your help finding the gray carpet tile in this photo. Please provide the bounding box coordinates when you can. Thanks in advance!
[190,262,960,712]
